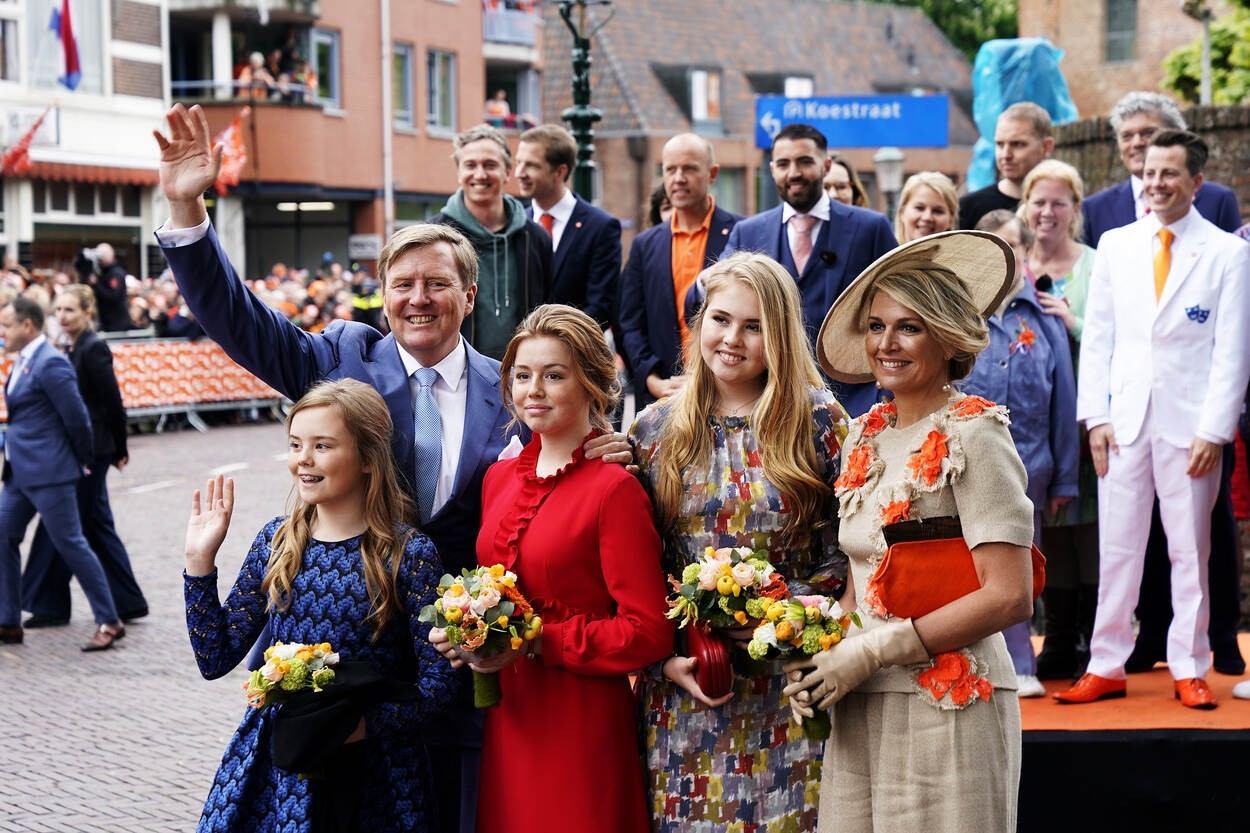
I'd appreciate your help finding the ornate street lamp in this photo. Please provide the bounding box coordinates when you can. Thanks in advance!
[873,146,906,222]
[556,0,614,201]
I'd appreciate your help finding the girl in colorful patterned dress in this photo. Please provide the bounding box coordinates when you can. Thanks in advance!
[631,252,849,832]
[184,379,455,833]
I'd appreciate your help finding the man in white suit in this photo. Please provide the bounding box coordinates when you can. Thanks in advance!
[1056,130,1250,709]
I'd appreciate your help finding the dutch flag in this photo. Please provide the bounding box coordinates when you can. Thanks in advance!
[48,0,81,91]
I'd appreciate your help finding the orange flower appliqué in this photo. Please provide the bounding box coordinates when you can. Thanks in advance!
[859,401,897,438]
[835,444,875,492]
[948,395,996,419]
[917,651,993,706]
[880,499,911,526]
[906,430,949,487]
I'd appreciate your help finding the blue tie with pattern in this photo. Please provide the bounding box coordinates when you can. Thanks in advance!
[412,367,442,523]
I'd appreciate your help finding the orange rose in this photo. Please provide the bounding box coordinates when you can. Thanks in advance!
[880,499,911,526]
[835,444,874,491]
[906,430,949,487]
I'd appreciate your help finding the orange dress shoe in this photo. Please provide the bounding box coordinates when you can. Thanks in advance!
[1053,673,1127,704]
[1174,678,1217,710]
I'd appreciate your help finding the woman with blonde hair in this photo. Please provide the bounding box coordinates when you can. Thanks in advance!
[185,378,455,832]
[787,231,1034,832]
[632,251,849,832]
[1017,158,1100,681]
[894,171,959,243]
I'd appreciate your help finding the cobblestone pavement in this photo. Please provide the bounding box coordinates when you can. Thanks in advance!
[0,420,290,833]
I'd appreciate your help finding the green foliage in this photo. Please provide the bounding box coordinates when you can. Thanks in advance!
[857,0,1019,63]
[1163,8,1250,105]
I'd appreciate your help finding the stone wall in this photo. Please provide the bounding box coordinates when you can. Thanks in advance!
[1052,105,1250,218]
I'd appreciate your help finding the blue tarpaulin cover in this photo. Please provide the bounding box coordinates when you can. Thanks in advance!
[967,37,1079,191]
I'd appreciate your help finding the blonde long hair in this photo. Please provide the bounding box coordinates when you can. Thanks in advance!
[261,379,415,640]
[652,252,829,544]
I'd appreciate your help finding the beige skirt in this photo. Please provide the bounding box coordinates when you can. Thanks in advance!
[819,689,1021,833]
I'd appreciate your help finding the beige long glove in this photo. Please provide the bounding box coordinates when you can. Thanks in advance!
[783,620,928,716]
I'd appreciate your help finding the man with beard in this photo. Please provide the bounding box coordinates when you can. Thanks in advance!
[718,123,896,415]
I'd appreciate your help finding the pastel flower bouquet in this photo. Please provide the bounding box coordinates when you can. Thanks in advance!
[419,564,542,708]
[244,641,340,710]
[748,596,861,740]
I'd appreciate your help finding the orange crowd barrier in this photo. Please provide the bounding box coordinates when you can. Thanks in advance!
[0,339,282,421]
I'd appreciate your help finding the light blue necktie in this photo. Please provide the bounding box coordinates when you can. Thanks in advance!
[412,367,442,523]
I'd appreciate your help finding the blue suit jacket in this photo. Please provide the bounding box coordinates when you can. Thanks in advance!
[162,227,516,575]
[721,202,898,416]
[1082,179,1242,248]
[618,205,740,409]
[528,194,622,330]
[3,340,93,487]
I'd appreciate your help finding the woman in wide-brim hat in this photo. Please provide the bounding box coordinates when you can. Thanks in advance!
[783,230,1037,832]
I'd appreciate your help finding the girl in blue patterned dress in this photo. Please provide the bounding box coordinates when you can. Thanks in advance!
[631,253,848,832]
[183,379,456,833]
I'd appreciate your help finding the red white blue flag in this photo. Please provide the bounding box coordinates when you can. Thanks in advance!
[48,0,81,91]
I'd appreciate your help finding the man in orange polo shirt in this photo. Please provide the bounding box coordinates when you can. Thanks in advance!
[619,133,741,410]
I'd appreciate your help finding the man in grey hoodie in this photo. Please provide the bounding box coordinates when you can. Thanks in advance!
[430,125,551,359]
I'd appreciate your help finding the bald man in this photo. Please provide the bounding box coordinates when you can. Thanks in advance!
[618,133,741,410]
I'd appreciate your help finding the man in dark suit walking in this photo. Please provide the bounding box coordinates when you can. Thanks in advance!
[514,124,621,331]
[154,103,626,833]
[720,123,897,416]
[618,133,740,410]
[0,297,123,651]
[1080,91,1245,677]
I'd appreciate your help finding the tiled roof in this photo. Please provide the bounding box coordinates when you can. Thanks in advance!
[541,0,976,143]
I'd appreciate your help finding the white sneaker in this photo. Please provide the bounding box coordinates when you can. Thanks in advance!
[1233,679,1250,700]
[1016,674,1046,698]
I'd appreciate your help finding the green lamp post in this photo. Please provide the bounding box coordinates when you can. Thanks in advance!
[556,0,614,201]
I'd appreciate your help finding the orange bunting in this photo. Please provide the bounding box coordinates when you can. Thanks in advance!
[1,105,54,176]
[213,106,251,195]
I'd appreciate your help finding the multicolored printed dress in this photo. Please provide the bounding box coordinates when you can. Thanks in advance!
[630,388,848,833]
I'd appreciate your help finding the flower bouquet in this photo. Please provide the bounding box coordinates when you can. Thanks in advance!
[747,595,861,740]
[665,546,790,697]
[244,641,340,710]
[418,564,542,708]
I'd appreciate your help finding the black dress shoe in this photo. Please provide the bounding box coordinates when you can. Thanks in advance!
[119,607,149,623]
[23,614,69,628]
[0,625,23,644]
[1213,641,1246,676]
[1124,640,1167,673]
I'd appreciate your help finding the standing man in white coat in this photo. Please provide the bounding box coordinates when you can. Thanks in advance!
[1056,130,1250,710]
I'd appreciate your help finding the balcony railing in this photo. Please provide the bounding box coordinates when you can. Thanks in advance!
[171,79,320,106]
[483,6,537,46]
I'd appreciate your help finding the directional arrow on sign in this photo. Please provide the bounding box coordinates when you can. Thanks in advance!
[759,111,781,141]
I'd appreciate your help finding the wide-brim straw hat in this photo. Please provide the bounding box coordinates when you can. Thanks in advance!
[816,230,1014,383]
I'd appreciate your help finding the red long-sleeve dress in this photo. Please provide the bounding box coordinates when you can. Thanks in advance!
[475,436,674,832]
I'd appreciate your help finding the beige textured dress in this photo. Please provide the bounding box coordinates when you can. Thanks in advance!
[821,395,1035,833]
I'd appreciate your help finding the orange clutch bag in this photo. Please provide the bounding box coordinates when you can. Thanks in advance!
[869,517,1046,620]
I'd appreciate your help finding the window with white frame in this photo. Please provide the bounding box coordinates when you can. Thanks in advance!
[0,17,18,82]
[312,28,341,108]
[394,42,413,128]
[690,68,722,133]
[427,50,456,131]
[1105,0,1137,63]
[30,0,102,93]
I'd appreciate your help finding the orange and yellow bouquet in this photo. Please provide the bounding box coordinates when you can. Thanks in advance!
[244,641,340,710]
[419,564,542,708]
[749,595,860,740]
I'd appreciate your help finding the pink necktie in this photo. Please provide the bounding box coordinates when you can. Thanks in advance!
[790,214,817,274]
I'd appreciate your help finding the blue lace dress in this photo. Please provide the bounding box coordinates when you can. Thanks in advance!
[630,388,849,833]
[185,517,456,833]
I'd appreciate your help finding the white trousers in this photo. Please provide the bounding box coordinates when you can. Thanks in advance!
[1087,409,1220,681]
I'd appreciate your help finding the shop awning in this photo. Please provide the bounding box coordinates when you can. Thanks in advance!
[22,160,159,186]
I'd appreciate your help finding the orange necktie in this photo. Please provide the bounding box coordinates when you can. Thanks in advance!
[538,212,555,238]
[1154,228,1173,301]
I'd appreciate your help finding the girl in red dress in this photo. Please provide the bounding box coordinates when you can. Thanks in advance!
[431,304,673,831]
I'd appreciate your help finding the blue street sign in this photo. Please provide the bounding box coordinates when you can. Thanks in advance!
[755,94,949,149]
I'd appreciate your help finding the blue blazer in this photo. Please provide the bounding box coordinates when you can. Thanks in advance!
[3,340,93,488]
[161,227,516,575]
[1082,179,1242,248]
[618,205,740,409]
[720,202,898,416]
[528,194,622,330]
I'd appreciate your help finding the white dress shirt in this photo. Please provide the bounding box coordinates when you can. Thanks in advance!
[1130,176,1148,220]
[781,192,831,261]
[533,187,577,251]
[7,334,46,395]
[397,338,467,515]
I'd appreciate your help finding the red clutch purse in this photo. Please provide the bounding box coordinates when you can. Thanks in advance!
[686,622,733,698]
[868,517,1046,620]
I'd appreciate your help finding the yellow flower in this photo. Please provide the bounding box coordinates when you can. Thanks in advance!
[318,642,332,654]
[496,615,509,627]
[445,607,463,623]
[733,610,749,625]
[716,575,738,596]
[489,564,506,578]
[510,636,523,650]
